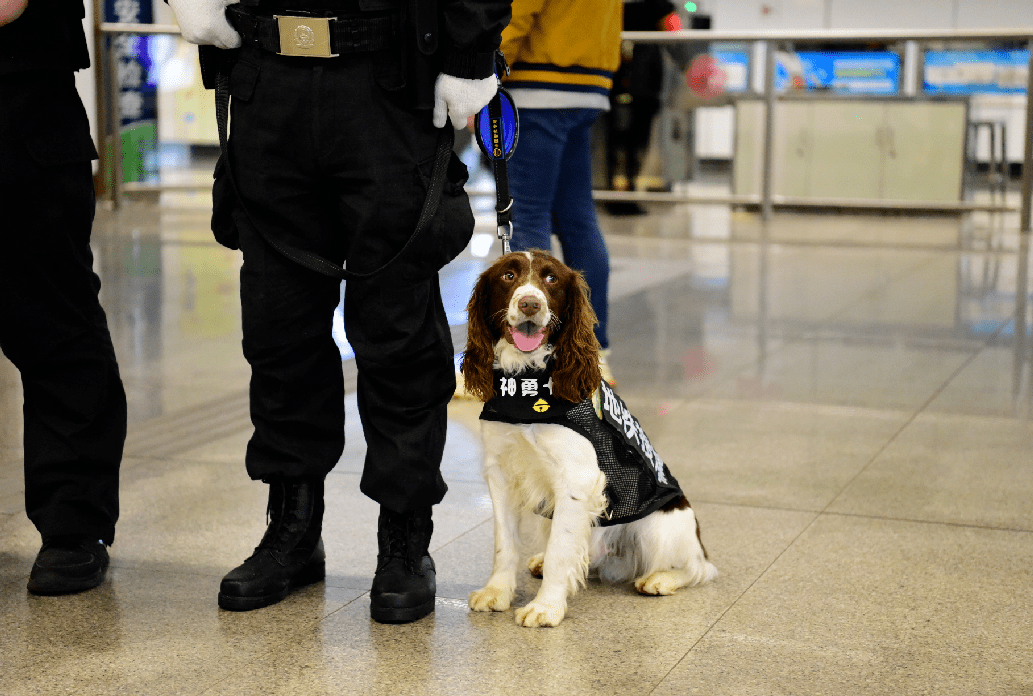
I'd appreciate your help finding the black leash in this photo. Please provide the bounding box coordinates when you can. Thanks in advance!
[476,52,519,256]
[213,63,454,281]
[487,93,513,254]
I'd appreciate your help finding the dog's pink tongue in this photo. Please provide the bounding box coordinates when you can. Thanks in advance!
[513,327,545,352]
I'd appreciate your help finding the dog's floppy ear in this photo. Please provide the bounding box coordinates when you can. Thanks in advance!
[460,267,498,402]
[551,270,601,403]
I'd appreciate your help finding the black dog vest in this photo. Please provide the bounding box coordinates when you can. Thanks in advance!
[480,363,683,525]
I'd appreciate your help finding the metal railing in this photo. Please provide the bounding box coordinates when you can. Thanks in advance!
[97,23,1033,232]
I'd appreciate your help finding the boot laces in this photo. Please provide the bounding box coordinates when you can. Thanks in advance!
[379,513,424,574]
[381,514,409,560]
[252,484,310,558]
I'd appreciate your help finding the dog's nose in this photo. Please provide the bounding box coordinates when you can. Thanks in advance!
[518,295,541,316]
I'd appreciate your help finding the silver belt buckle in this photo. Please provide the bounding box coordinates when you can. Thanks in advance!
[275,15,338,58]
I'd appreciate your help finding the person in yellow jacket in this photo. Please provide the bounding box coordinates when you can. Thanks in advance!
[500,0,622,385]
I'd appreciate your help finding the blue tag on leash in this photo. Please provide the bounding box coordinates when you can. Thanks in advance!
[475,87,519,161]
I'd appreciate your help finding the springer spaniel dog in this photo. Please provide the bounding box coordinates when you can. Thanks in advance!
[461,250,717,628]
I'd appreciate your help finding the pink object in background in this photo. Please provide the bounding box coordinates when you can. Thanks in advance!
[687,54,727,98]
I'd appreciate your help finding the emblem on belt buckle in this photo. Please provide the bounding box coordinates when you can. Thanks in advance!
[275,16,337,58]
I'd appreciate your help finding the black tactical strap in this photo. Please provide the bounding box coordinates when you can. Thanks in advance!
[213,61,453,281]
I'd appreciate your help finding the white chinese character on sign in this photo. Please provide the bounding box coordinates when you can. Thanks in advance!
[500,377,517,397]
[113,0,141,23]
[602,383,620,421]
[113,35,137,60]
[521,379,538,397]
[544,376,553,394]
[120,91,144,120]
[621,405,636,440]
[641,439,666,483]
[632,420,647,448]
[118,60,143,89]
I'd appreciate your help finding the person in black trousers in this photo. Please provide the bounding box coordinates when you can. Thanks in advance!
[605,0,676,215]
[166,0,511,622]
[0,0,127,595]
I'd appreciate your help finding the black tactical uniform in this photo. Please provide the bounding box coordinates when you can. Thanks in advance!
[207,0,511,621]
[0,0,127,593]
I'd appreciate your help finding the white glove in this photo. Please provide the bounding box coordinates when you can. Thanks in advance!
[168,0,241,49]
[433,74,498,129]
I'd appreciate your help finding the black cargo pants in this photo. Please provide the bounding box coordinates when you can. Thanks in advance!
[0,71,126,545]
[222,42,459,513]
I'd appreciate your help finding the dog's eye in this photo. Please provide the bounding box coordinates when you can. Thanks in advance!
[544,274,557,284]
[503,271,515,281]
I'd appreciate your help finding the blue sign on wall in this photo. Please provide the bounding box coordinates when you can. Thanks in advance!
[712,50,750,92]
[924,50,1030,95]
[793,52,900,95]
[105,0,158,182]
[105,0,156,128]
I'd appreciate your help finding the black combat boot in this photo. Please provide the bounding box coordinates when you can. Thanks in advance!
[369,507,435,624]
[218,478,325,611]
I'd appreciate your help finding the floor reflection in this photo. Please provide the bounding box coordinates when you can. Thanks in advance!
[2,195,1033,696]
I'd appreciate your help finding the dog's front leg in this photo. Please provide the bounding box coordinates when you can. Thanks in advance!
[514,491,593,627]
[469,464,520,612]
[514,437,605,629]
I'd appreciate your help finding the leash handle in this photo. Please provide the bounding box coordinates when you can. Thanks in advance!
[474,55,519,258]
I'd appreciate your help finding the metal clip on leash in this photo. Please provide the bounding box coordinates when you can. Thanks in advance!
[497,202,513,255]
[475,51,520,256]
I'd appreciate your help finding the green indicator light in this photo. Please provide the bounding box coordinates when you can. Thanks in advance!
[684,2,697,10]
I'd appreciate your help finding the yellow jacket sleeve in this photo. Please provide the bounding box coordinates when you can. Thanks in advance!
[500,0,548,68]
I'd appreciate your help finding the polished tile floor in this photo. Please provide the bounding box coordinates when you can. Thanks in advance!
[2,190,1032,695]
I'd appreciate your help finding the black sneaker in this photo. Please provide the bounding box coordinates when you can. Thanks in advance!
[27,537,110,596]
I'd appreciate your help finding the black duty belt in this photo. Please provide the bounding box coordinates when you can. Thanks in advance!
[228,6,397,58]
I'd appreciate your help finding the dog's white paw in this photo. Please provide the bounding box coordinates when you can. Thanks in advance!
[634,570,681,596]
[527,553,545,578]
[514,600,565,627]
[468,586,513,612]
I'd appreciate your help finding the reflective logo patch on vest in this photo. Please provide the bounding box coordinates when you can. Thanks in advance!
[484,365,575,421]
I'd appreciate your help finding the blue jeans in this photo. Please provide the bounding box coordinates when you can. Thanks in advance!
[507,108,610,349]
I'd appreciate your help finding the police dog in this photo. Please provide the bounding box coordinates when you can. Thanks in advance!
[460,250,717,627]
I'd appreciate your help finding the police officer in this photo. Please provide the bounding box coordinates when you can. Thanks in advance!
[0,0,127,594]
[165,0,511,622]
